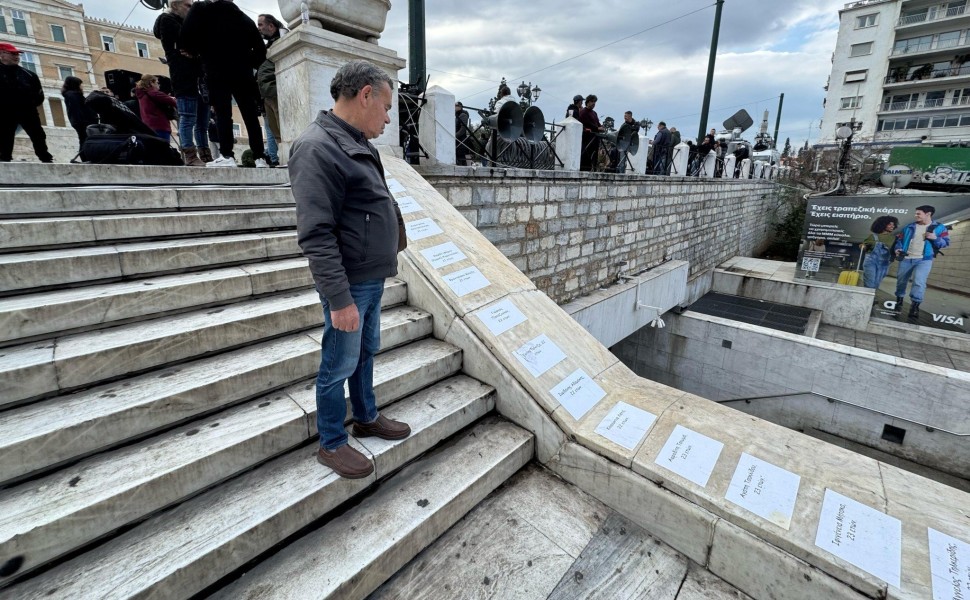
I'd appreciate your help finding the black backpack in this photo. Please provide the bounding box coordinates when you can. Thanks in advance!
[79,124,182,166]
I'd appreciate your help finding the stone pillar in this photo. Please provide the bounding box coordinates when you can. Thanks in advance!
[418,85,456,166]
[671,142,689,176]
[740,158,752,178]
[753,161,766,179]
[269,25,406,162]
[631,134,649,174]
[554,117,582,171]
[701,150,716,178]
[721,154,735,178]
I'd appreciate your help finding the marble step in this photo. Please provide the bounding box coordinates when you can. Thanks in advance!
[0,289,427,409]
[0,162,289,187]
[0,310,441,486]
[0,375,499,594]
[211,418,533,600]
[0,352,470,584]
[0,258,314,345]
[0,231,299,294]
[0,186,294,217]
[0,207,295,252]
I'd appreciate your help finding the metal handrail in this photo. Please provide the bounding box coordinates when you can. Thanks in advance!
[717,391,969,436]
[898,5,966,26]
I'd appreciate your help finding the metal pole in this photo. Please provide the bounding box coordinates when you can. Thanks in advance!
[697,0,724,142]
[408,0,427,92]
[772,93,784,149]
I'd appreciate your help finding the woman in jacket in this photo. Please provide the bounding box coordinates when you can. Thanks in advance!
[61,76,97,150]
[860,215,899,289]
[134,73,177,141]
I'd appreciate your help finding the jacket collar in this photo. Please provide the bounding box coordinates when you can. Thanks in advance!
[315,110,373,158]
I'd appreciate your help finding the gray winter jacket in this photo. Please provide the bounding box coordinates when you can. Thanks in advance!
[289,110,406,310]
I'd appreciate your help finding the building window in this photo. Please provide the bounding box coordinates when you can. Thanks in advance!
[893,35,932,55]
[844,69,868,83]
[840,96,863,109]
[50,24,66,43]
[946,0,967,17]
[850,42,873,57]
[136,41,149,58]
[20,51,38,74]
[57,65,74,80]
[101,34,115,52]
[855,13,877,28]
[232,123,241,137]
[0,15,7,34]
[953,88,970,105]
[11,9,27,36]
[924,90,946,107]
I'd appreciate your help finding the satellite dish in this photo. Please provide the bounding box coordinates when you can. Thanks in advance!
[880,165,913,188]
[836,125,853,139]
[722,109,754,134]
[140,0,167,9]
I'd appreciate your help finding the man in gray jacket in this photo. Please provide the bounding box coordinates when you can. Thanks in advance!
[289,60,409,479]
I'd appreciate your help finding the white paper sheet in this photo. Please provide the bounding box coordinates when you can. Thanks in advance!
[549,369,606,421]
[442,266,490,296]
[594,401,657,450]
[725,453,801,529]
[928,528,970,600]
[386,178,406,193]
[396,195,423,214]
[420,241,467,269]
[513,334,566,377]
[814,489,902,588]
[654,425,724,488]
[475,298,527,336]
[405,218,444,241]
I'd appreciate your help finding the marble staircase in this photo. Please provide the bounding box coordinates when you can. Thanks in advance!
[0,166,533,599]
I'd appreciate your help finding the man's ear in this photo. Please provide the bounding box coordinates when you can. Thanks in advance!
[360,84,374,104]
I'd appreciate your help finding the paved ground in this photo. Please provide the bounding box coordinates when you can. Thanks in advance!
[816,324,970,371]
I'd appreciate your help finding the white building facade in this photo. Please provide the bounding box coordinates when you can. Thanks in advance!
[819,0,970,148]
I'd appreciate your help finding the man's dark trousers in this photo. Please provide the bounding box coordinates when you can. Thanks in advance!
[0,108,53,162]
[208,73,265,160]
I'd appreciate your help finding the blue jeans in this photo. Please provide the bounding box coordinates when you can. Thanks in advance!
[862,243,891,289]
[316,279,384,450]
[264,121,278,163]
[895,257,933,303]
[176,95,210,149]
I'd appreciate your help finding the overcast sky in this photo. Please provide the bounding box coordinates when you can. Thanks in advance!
[82,0,845,147]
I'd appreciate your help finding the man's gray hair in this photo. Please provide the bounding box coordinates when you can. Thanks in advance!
[330,60,394,101]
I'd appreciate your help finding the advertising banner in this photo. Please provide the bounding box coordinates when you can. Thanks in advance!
[795,194,969,334]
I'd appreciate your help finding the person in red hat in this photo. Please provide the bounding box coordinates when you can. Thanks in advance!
[0,42,53,163]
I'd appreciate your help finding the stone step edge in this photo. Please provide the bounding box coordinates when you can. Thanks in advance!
[0,258,315,347]
[0,323,446,488]
[1,376,499,596]
[210,418,535,600]
[0,231,300,296]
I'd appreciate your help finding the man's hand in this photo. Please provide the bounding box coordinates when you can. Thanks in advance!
[331,303,360,332]
[925,231,937,240]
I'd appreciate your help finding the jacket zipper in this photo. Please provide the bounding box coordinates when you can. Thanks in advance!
[363,213,370,262]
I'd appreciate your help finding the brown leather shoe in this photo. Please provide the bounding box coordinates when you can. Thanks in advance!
[316,444,373,479]
[352,414,411,440]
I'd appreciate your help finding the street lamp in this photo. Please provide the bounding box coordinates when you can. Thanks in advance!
[603,116,615,132]
[639,118,653,133]
[517,80,541,106]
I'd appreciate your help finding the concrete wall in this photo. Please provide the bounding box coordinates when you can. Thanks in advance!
[418,165,780,305]
[928,219,970,296]
[612,310,970,478]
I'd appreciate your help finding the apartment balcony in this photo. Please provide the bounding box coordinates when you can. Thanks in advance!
[884,64,970,86]
[897,4,970,27]
[878,96,970,112]
[890,36,970,58]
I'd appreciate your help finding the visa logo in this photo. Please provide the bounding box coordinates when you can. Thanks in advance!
[932,313,965,325]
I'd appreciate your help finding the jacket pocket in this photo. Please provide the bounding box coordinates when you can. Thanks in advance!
[361,213,371,263]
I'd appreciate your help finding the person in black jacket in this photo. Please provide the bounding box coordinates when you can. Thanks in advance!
[154,0,208,166]
[0,42,53,163]
[61,76,98,151]
[289,60,410,479]
[179,0,267,168]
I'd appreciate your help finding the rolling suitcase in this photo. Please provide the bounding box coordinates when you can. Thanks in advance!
[837,250,864,286]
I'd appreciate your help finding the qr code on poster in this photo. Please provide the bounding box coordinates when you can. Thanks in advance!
[801,257,821,272]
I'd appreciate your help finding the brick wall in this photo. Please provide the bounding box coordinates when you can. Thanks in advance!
[419,166,781,304]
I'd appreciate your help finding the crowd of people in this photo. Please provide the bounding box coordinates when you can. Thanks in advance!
[0,0,287,168]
